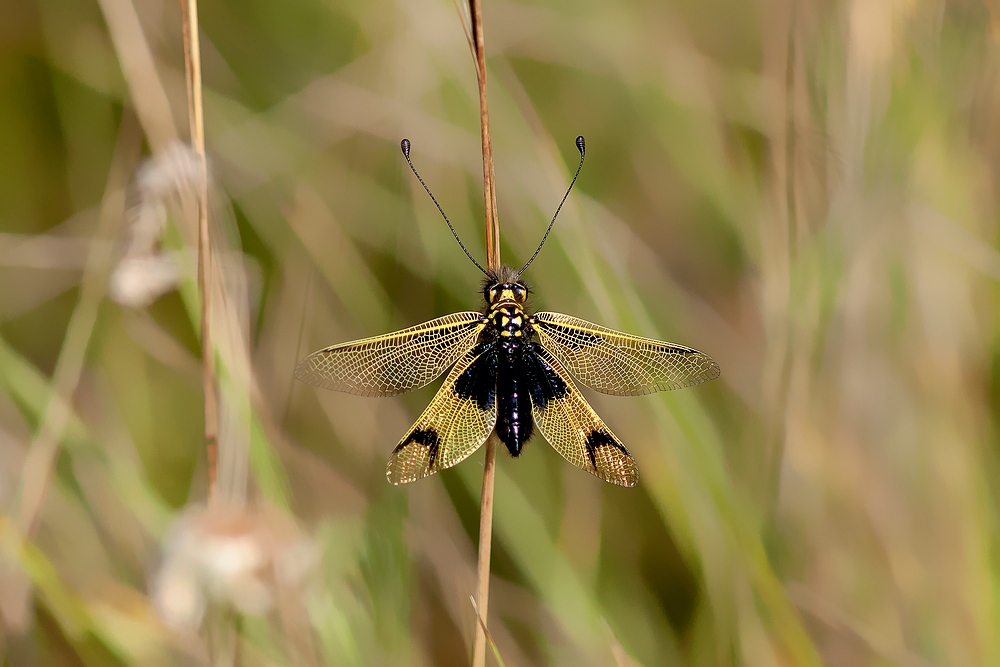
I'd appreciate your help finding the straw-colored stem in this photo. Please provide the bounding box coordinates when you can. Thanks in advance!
[472,433,498,667]
[471,0,500,271]
[469,0,499,664]
[181,0,218,500]
[14,120,140,539]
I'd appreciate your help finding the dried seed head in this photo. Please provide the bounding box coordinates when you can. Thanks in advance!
[154,504,318,631]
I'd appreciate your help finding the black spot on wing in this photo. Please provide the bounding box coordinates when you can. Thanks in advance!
[584,430,629,471]
[394,427,441,469]
[453,342,497,411]
[524,343,568,410]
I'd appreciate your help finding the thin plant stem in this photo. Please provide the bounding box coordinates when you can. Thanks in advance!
[471,0,501,271]
[468,0,500,664]
[471,595,507,667]
[181,0,218,501]
[473,433,498,667]
[95,0,177,150]
[14,118,140,538]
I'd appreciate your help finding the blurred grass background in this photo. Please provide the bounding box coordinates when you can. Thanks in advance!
[1,0,999,664]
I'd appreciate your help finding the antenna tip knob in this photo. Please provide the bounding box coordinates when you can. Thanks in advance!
[575,135,586,157]
[400,138,411,158]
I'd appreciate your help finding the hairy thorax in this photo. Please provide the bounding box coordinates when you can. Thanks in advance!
[489,302,528,339]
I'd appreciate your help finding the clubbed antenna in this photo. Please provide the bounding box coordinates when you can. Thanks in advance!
[401,139,488,276]
[517,135,586,276]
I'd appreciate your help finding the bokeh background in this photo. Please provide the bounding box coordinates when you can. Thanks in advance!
[2,0,999,664]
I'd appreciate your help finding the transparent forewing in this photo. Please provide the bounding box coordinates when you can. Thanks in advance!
[532,312,720,396]
[387,345,497,485]
[295,312,485,397]
[528,344,638,487]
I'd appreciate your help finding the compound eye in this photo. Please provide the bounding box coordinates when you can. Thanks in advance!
[514,285,526,299]
[489,286,501,301]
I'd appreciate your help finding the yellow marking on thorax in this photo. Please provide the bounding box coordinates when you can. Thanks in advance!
[488,303,524,316]
[491,302,527,338]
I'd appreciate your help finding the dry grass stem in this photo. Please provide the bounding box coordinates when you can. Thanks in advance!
[95,0,178,150]
[472,432,498,667]
[468,0,501,664]
[470,0,500,269]
[180,0,219,501]
[470,595,506,667]
[15,120,141,538]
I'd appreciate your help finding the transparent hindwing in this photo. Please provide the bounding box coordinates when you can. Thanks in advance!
[387,344,498,484]
[528,343,638,487]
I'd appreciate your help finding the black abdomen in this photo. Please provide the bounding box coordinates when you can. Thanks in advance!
[496,339,533,456]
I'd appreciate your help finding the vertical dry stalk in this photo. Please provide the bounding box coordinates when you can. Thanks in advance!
[471,0,500,269]
[14,119,140,539]
[468,0,500,665]
[473,431,499,667]
[180,0,218,500]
